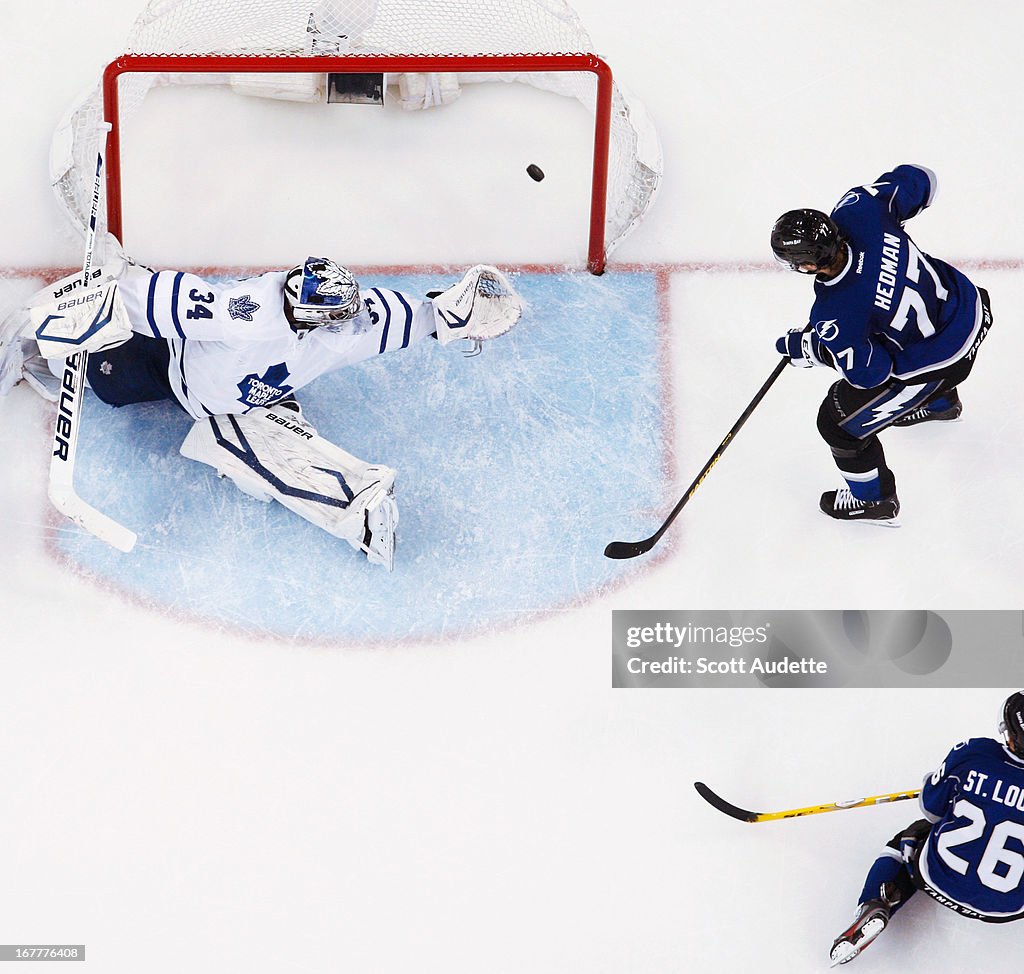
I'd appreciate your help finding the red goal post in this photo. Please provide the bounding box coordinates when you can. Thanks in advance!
[100,53,616,272]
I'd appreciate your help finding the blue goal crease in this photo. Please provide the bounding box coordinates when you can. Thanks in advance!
[57,270,667,643]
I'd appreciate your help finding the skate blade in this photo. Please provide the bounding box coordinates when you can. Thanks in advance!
[819,510,901,529]
[829,915,886,966]
[829,942,858,967]
[896,414,963,428]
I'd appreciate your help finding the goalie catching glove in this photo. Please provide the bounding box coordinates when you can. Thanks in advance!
[431,265,524,347]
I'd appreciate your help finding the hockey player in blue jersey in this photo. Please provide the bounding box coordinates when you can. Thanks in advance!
[830,691,1024,965]
[771,164,993,523]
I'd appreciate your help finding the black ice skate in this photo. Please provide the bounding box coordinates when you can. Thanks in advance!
[894,392,962,427]
[819,487,900,524]
[829,898,891,966]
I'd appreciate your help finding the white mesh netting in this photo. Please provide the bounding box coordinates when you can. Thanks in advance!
[51,0,662,264]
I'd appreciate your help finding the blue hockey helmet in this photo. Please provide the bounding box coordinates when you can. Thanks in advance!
[284,257,363,327]
[1000,691,1024,754]
[771,209,844,273]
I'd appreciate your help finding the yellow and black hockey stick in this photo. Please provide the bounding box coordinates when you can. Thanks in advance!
[694,781,921,823]
[604,357,789,560]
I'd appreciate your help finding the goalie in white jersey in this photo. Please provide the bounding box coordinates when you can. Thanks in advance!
[0,254,524,571]
[89,256,515,417]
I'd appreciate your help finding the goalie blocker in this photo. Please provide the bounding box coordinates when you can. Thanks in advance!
[30,279,132,359]
[181,406,398,571]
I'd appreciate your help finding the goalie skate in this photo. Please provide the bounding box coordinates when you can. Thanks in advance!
[0,306,29,396]
[829,899,890,967]
[22,350,61,402]
[362,485,397,572]
[180,404,398,571]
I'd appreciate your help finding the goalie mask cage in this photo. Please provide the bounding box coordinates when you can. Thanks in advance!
[50,0,662,275]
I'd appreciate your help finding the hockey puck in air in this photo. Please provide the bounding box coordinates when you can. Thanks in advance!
[526,163,545,182]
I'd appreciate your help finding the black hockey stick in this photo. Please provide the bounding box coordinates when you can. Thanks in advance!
[604,357,789,560]
[694,781,921,823]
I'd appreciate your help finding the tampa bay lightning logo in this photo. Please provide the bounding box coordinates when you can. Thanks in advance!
[815,319,841,341]
[228,294,261,321]
[834,190,860,211]
[237,362,293,410]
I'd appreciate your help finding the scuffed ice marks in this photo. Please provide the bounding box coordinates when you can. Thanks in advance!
[55,271,665,642]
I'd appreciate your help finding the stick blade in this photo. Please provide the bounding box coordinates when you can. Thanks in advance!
[694,781,758,822]
[604,538,655,560]
[49,488,137,553]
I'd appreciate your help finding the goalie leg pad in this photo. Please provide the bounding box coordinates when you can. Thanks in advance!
[180,406,398,571]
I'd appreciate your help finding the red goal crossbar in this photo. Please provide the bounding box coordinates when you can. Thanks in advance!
[101,54,614,273]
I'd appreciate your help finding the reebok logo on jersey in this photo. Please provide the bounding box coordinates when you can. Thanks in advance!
[228,295,261,321]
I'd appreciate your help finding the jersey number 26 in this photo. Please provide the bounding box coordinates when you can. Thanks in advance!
[937,799,1024,894]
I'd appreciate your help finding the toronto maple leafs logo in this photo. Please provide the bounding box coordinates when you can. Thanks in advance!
[305,258,351,297]
[299,258,360,314]
[237,362,294,410]
[228,294,261,322]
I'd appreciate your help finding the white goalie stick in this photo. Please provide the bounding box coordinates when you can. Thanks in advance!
[47,123,137,553]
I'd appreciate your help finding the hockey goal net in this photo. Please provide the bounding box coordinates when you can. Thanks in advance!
[50,0,662,274]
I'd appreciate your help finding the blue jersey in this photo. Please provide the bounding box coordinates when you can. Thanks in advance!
[918,738,1024,920]
[806,165,985,389]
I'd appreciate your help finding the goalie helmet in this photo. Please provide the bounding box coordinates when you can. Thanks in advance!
[771,209,844,273]
[1000,691,1024,754]
[284,257,363,327]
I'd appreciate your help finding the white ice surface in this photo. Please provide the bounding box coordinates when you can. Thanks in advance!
[2,2,1023,972]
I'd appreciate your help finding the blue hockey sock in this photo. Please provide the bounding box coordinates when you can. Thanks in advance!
[926,394,955,412]
[844,472,883,502]
[858,853,912,915]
